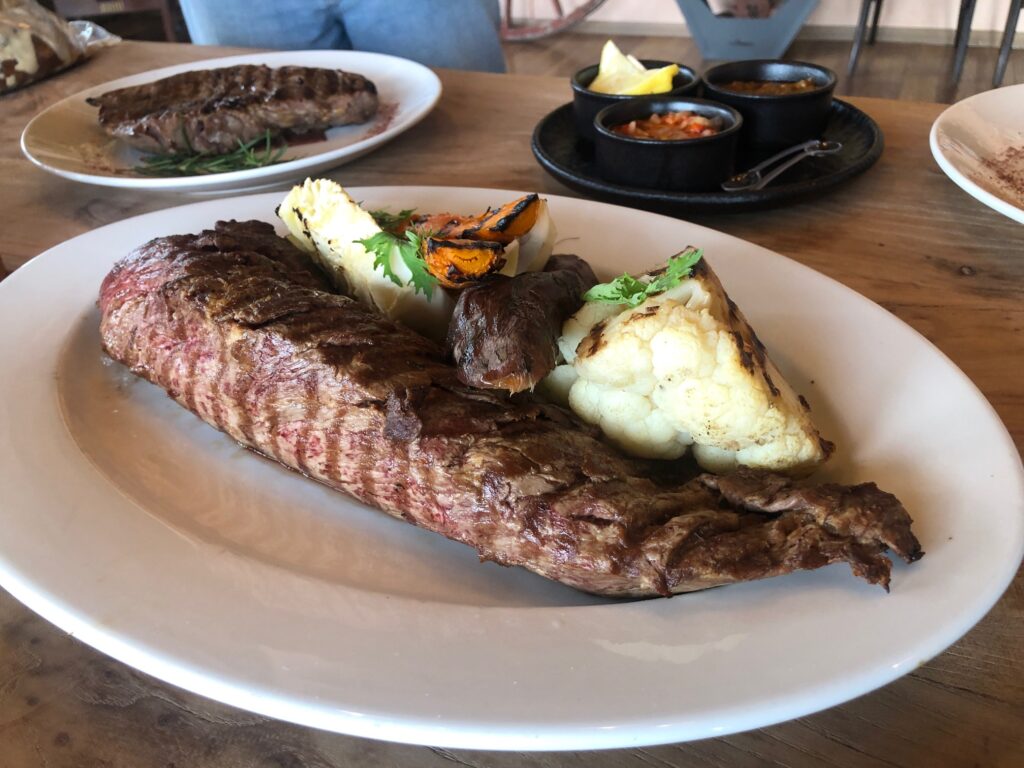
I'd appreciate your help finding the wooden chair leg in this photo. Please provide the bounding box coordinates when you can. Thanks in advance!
[952,0,977,84]
[848,0,875,76]
[868,0,883,44]
[993,0,1022,87]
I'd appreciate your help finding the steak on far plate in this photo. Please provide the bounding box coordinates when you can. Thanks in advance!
[86,65,379,154]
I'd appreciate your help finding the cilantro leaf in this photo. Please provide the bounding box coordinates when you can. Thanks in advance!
[583,248,703,307]
[356,229,438,298]
[357,231,405,287]
[582,273,648,306]
[397,230,437,297]
[644,248,703,294]
[369,208,415,232]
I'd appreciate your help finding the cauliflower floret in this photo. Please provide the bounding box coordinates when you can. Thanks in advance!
[536,363,578,406]
[554,256,832,475]
[558,301,619,364]
[570,378,692,459]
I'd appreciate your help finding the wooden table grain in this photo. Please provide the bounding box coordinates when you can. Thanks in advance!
[1,41,1022,768]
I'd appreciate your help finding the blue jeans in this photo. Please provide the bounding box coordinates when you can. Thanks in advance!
[179,0,506,73]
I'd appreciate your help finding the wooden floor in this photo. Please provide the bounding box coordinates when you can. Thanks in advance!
[504,33,1023,103]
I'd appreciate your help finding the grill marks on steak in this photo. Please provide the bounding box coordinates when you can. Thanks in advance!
[86,65,379,154]
[98,221,922,597]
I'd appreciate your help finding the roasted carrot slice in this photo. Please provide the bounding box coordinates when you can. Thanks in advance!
[409,194,542,245]
[407,213,480,238]
[463,194,541,244]
[423,237,506,288]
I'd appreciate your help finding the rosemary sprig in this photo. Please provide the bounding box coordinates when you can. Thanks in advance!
[133,129,288,177]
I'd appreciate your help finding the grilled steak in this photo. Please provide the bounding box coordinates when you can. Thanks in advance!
[447,254,598,392]
[86,65,378,154]
[98,221,922,597]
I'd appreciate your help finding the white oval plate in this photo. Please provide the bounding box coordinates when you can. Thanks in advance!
[930,83,1024,225]
[0,188,1021,751]
[20,52,441,194]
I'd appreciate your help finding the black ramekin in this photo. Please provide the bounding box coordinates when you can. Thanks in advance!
[571,60,699,142]
[701,60,837,151]
[593,97,742,192]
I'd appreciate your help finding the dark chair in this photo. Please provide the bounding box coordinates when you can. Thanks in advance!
[847,0,883,76]
[994,0,1022,87]
[951,0,978,83]
[848,0,978,83]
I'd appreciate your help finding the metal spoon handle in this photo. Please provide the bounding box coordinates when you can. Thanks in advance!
[739,139,823,179]
[752,149,820,190]
[721,139,842,192]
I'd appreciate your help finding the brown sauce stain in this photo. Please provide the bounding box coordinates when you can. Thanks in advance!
[364,100,398,138]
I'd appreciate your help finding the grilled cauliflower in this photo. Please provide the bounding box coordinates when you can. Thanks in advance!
[549,251,832,475]
[278,178,455,341]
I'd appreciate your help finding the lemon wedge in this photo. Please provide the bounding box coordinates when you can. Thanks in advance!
[588,40,679,95]
[603,40,644,74]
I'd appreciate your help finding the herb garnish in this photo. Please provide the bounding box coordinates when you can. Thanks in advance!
[369,208,415,231]
[583,248,703,307]
[356,229,438,298]
[134,129,287,177]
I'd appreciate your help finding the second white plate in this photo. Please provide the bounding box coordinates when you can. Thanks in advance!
[930,83,1024,225]
[20,51,441,194]
[0,187,1021,750]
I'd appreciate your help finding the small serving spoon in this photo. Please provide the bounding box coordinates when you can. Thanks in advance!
[721,139,843,192]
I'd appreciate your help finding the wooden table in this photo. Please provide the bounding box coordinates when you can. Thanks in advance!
[1,41,1021,768]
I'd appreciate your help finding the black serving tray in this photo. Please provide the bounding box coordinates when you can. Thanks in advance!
[531,99,884,214]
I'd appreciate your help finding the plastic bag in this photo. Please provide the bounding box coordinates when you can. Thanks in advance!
[705,1,781,18]
[1,0,120,94]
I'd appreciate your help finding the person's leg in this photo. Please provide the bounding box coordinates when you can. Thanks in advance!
[336,0,506,72]
[179,0,349,49]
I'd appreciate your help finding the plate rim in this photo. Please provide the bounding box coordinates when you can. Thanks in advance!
[531,99,884,211]
[19,50,442,193]
[928,84,1024,226]
[0,186,1021,751]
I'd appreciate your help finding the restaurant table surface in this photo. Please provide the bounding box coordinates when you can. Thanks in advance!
[0,41,1022,768]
